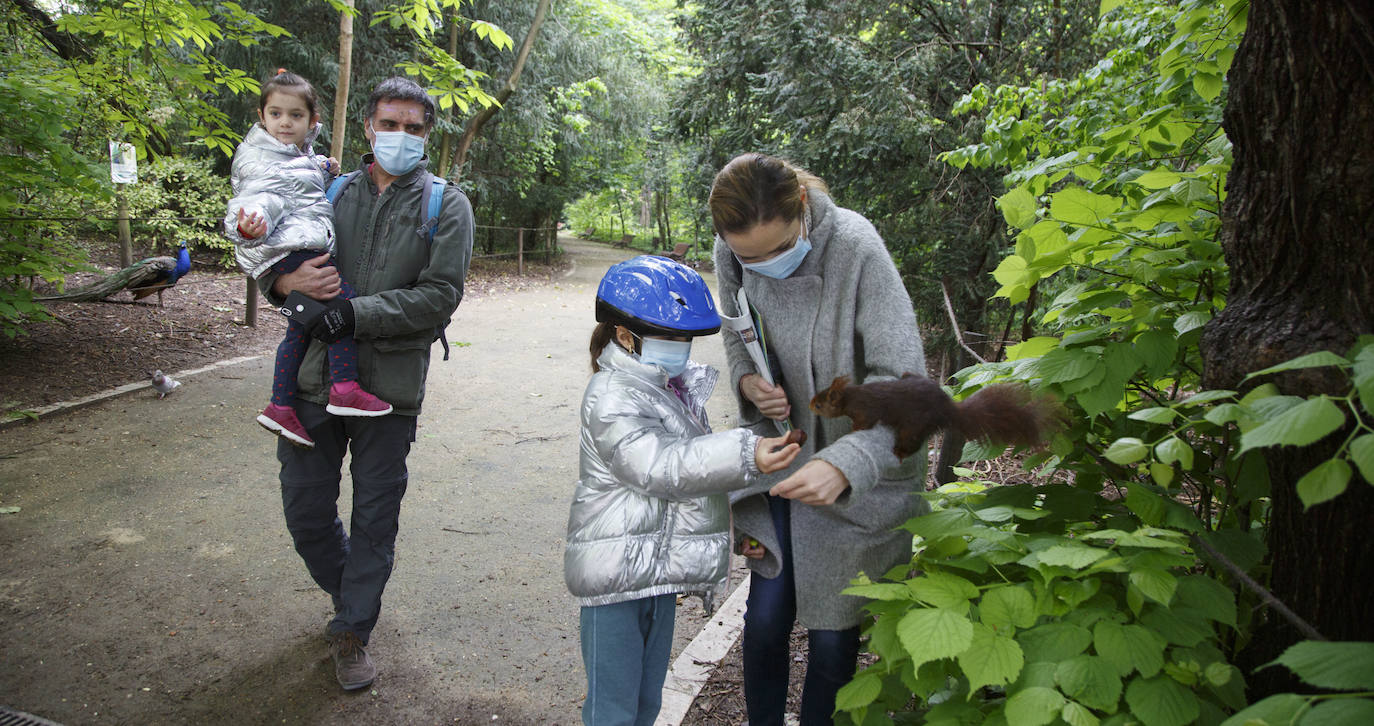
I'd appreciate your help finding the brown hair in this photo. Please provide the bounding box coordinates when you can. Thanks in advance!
[589,321,618,372]
[708,153,829,236]
[259,69,318,118]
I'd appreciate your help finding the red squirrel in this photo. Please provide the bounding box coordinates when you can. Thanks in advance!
[809,373,1063,459]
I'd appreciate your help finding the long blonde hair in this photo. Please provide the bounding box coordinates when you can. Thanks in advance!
[708,153,828,235]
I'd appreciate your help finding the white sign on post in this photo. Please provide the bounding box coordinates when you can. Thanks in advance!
[109,141,137,184]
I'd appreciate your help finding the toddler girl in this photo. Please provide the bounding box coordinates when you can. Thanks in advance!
[564,255,802,726]
[223,70,392,448]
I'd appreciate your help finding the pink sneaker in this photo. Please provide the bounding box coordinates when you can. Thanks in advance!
[326,381,393,417]
[257,403,315,447]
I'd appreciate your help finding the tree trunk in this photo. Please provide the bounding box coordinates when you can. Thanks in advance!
[1201,0,1374,696]
[437,12,461,179]
[330,0,355,161]
[449,0,551,182]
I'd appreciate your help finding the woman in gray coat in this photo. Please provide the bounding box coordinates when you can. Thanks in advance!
[710,153,929,725]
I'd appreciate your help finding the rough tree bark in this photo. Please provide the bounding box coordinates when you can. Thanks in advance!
[1201,0,1374,695]
[330,0,355,161]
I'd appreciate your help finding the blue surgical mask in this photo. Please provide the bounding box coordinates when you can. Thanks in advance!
[370,126,426,176]
[739,228,812,279]
[638,337,692,377]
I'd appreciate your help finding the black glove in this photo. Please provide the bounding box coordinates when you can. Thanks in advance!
[306,297,355,343]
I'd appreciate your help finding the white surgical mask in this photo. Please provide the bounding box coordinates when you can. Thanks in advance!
[638,337,692,377]
[370,124,426,176]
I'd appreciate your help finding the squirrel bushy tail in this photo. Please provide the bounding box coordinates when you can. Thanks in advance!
[953,383,1064,447]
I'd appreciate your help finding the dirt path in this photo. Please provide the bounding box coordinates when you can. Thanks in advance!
[0,238,745,725]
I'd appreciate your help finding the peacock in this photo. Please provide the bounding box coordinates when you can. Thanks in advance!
[38,240,192,307]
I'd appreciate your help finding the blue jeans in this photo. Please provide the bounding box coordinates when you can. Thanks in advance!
[743,495,861,726]
[579,594,677,726]
[277,400,416,644]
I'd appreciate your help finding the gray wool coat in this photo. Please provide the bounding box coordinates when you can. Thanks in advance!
[715,189,930,630]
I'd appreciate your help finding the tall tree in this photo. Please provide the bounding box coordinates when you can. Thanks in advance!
[1201,0,1374,692]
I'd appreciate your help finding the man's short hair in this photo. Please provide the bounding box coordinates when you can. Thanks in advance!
[366,77,436,129]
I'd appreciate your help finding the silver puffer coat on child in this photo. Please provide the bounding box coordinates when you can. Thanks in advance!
[564,342,762,613]
[222,122,334,279]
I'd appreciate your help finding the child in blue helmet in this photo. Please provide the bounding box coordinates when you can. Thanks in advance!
[564,255,802,726]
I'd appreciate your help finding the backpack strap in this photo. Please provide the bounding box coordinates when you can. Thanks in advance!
[325,170,361,204]
[329,169,453,361]
[420,172,453,360]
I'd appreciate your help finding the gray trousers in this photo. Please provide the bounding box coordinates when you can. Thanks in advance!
[276,400,416,644]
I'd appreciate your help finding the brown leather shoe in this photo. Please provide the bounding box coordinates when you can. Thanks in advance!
[329,631,376,690]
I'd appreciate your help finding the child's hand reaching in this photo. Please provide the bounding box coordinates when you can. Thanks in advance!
[755,428,806,474]
[739,536,766,560]
[320,156,341,175]
[236,208,267,240]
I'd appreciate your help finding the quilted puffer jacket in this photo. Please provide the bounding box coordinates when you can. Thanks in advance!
[564,342,761,613]
[223,122,334,278]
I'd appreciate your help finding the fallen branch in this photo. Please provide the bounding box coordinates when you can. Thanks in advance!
[1190,533,1326,641]
[940,279,988,365]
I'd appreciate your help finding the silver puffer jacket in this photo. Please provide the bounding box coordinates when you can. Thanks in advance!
[564,343,762,613]
[222,123,335,278]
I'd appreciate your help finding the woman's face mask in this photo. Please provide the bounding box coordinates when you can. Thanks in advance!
[740,231,811,279]
[638,336,692,376]
[369,122,426,176]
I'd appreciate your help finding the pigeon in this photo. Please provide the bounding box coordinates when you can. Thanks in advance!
[150,369,181,398]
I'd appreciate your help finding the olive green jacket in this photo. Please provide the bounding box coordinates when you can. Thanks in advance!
[260,156,474,415]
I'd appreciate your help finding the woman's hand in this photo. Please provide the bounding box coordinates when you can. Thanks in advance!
[236,208,267,240]
[271,253,341,300]
[741,373,790,420]
[755,432,802,473]
[770,459,851,506]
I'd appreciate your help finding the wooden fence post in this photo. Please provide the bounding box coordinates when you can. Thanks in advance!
[517,227,524,276]
[245,276,258,327]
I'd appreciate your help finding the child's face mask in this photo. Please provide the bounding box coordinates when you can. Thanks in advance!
[638,337,692,377]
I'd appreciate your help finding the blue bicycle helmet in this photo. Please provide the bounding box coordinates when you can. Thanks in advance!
[596,255,721,337]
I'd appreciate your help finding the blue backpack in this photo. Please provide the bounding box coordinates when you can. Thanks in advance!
[326,170,453,360]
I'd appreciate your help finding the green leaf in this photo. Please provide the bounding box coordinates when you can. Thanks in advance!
[1105,437,1149,465]
[1176,575,1237,626]
[1300,699,1374,726]
[911,571,981,609]
[1268,641,1374,690]
[1192,72,1223,101]
[904,509,976,539]
[1140,607,1212,647]
[1125,675,1200,726]
[1155,437,1194,470]
[1296,459,1352,509]
[1219,694,1310,726]
[1135,330,1179,380]
[834,670,883,710]
[1040,543,1110,569]
[1063,701,1101,726]
[1056,655,1124,711]
[1129,568,1177,605]
[897,607,974,670]
[1149,462,1175,488]
[1006,686,1068,726]
[1099,0,1125,17]
[1348,434,1374,482]
[1243,351,1350,380]
[1051,186,1121,226]
[1129,407,1178,424]
[999,187,1039,229]
[1132,169,1183,189]
[1173,311,1211,335]
[1094,622,1165,677]
[1239,396,1348,453]
[981,585,1038,630]
[1019,622,1094,662]
[994,254,1032,287]
[958,623,1025,693]
[843,582,916,601]
[1007,336,1061,361]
